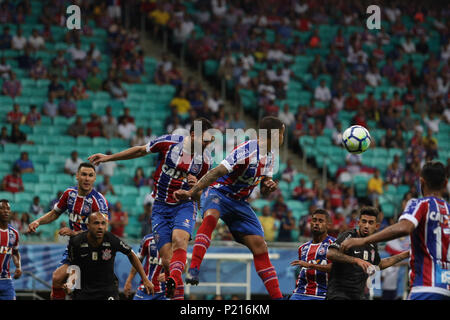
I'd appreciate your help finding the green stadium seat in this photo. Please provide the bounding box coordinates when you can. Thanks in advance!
[0,192,14,202]
[14,192,34,203]
[39,173,57,184]
[22,173,39,183]
[250,199,271,212]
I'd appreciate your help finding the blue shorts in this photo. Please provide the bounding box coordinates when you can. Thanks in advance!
[289,293,325,300]
[58,248,70,267]
[152,200,198,251]
[201,188,264,242]
[409,292,450,300]
[0,279,15,300]
[133,289,168,300]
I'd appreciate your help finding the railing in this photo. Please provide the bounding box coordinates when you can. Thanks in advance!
[16,271,51,300]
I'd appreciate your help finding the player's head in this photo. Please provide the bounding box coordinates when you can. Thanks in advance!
[189,117,214,151]
[0,199,11,223]
[310,209,331,237]
[419,161,448,195]
[76,163,96,193]
[87,212,108,239]
[358,206,380,237]
[259,116,285,148]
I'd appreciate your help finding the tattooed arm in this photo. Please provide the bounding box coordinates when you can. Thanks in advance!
[378,251,410,270]
[327,248,373,273]
[173,164,229,201]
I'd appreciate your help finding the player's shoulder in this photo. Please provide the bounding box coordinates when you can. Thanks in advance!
[7,224,19,236]
[325,235,337,244]
[402,197,430,213]
[70,231,87,245]
[64,186,78,195]
[298,240,312,250]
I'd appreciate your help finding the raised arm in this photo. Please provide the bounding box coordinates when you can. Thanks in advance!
[27,209,60,233]
[88,145,148,165]
[340,220,415,252]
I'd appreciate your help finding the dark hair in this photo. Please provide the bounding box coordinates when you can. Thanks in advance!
[77,162,96,172]
[312,208,330,221]
[421,161,447,191]
[359,206,379,219]
[189,117,213,133]
[259,116,285,140]
[0,199,9,204]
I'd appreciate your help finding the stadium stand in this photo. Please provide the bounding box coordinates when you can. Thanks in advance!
[0,0,449,247]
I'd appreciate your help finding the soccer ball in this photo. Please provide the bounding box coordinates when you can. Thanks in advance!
[341,125,371,154]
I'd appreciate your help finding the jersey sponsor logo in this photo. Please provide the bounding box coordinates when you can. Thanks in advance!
[102,242,111,247]
[0,246,12,254]
[161,164,187,180]
[102,249,112,261]
[440,270,450,284]
[69,212,88,225]
[81,243,88,248]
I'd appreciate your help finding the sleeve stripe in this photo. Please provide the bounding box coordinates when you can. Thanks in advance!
[399,214,419,228]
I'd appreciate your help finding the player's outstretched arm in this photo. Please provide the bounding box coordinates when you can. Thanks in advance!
[88,145,148,165]
[174,164,229,201]
[378,251,410,270]
[340,220,415,252]
[127,251,154,295]
[290,260,332,273]
[27,209,60,233]
[327,248,372,273]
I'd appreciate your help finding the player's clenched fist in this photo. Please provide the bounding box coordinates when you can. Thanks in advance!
[88,153,108,166]
[173,189,192,202]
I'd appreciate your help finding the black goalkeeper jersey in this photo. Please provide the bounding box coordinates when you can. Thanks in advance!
[326,229,381,300]
[67,231,132,299]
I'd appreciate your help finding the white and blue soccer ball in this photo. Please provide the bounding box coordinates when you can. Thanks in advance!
[341,125,371,154]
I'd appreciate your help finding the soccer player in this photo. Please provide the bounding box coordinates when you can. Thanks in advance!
[326,206,409,300]
[174,116,285,299]
[27,162,109,300]
[341,161,450,300]
[0,199,22,300]
[123,233,169,300]
[289,209,335,300]
[65,212,153,300]
[88,118,213,298]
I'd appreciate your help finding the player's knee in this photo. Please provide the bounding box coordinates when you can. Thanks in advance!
[52,266,67,286]
[250,238,268,255]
